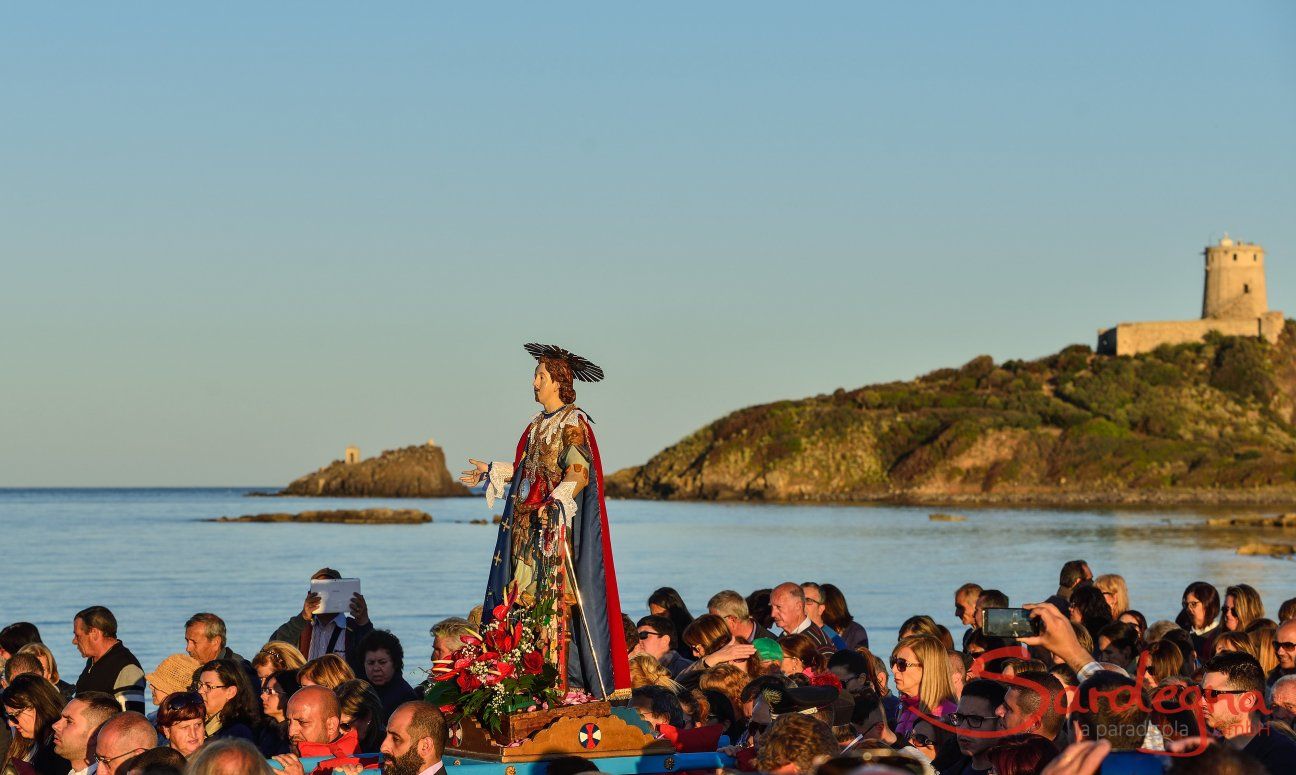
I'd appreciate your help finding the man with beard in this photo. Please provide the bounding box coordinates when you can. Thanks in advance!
[337,702,446,775]
[376,702,446,775]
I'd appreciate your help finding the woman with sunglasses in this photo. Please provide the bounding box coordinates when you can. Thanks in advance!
[335,679,386,755]
[889,635,956,747]
[1,674,68,775]
[1221,584,1265,634]
[255,669,299,756]
[154,692,207,760]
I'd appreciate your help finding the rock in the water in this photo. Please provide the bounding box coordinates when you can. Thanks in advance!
[213,508,432,524]
[1236,542,1296,556]
[280,444,470,498]
[929,513,968,522]
[1208,514,1296,528]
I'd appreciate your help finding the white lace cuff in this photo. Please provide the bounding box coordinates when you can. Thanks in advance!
[551,480,578,527]
[485,462,514,508]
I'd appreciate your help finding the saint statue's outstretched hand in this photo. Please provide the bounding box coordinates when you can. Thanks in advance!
[460,344,631,699]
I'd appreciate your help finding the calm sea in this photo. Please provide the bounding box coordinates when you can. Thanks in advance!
[1,488,1288,691]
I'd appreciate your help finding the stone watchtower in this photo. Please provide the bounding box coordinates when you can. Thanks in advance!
[1098,234,1283,356]
[1203,234,1267,319]
[345,445,360,465]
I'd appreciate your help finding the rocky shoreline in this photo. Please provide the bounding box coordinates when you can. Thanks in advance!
[607,487,1296,510]
[211,508,432,525]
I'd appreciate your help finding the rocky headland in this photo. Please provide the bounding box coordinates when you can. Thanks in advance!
[277,443,470,498]
[608,323,1296,506]
[212,508,431,524]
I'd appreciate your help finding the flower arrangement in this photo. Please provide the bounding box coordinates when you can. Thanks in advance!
[424,592,566,732]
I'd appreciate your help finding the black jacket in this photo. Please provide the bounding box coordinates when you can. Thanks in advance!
[75,641,146,713]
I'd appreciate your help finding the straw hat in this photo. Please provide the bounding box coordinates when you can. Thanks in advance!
[147,653,201,696]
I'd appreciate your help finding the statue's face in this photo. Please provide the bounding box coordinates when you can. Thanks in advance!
[533,363,561,405]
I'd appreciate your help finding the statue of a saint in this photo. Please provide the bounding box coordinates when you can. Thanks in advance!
[460,344,631,699]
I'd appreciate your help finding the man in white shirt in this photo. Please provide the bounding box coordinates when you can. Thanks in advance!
[770,582,833,655]
[363,701,447,775]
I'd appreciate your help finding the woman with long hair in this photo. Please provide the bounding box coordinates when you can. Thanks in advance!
[889,635,956,741]
[1177,581,1221,659]
[256,669,300,756]
[194,658,261,743]
[679,614,754,676]
[777,633,824,677]
[819,584,868,650]
[647,588,694,643]
[1139,641,1184,689]
[334,680,385,754]
[1245,619,1280,675]
[1094,574,1130,619]
[155,692,207,759]
[1221,584,1264,633]
[1,674,68,774]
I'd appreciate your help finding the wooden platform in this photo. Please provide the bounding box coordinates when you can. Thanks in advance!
[444,705,675,762]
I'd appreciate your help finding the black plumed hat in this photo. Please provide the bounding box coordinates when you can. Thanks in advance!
[524,343,604,383]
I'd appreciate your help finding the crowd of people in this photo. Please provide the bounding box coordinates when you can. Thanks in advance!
[617,569,1296,775]
[2,564,1295,775]
[0,568,441,775]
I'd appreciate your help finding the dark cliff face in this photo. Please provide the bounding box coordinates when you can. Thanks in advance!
[281,444,471,497]
[607,323,1296,503]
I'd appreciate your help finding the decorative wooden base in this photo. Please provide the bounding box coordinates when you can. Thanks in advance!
[445,703,674,763]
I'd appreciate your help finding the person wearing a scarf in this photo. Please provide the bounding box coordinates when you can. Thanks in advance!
[270,686,378,774]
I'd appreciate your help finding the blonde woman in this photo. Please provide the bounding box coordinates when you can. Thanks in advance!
[890,635,956,740]
[629,654,682,692]
[1094,575,1130,619]
[1221,584,1265,632]
[252,641,306,680]
[1245,619,1280,675]
[298,653,355,689]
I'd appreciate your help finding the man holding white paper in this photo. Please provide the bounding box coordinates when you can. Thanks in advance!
[270,568,374,675]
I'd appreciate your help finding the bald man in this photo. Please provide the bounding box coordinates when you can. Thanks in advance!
[93,712,157,775]
[272,685,346,775]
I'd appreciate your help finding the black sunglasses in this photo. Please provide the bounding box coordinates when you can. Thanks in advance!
[637,630,663,640]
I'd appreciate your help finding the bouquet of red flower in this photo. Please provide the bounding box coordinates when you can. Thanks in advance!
[424,592,563,732]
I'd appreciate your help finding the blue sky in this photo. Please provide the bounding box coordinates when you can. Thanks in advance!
[2,3,1293,485]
